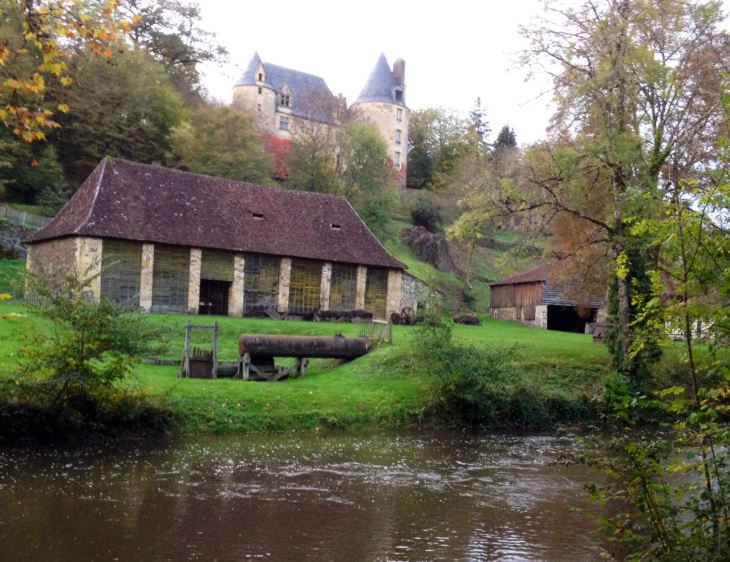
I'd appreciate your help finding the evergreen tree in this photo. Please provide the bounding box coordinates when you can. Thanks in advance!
[469,97,491,149]
[493,125,517,152]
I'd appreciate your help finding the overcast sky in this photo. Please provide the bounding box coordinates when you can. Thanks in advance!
[196,0,556,145]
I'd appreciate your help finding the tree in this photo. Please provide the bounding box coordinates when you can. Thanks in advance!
[169,102,273,184]
[118,0,227,101]
[338,120,398,235]
[469,97,491,150]
[284,89,345,194]
[460,0,730,379]
[493,125,516,153]
[407,107,481,191]
[0,0,139,142]
[53,46,186,184]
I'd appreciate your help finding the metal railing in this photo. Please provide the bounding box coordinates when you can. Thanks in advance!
[0,205,52,229]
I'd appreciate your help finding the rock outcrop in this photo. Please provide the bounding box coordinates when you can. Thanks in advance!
[400,226,456,274]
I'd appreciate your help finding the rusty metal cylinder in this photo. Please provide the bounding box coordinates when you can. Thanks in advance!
[239,335,371,359]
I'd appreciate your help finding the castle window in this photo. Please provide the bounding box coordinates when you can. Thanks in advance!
[279,116,289,131]
[280,94,290,107]
[257,104,262,116]
[397,108,402,121]
[258,72,263,81]
[258,87,262,94]
[395,90,403,102]
[394,151,401,166]
[396,130,401,145]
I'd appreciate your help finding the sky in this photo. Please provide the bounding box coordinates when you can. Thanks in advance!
[195,0,556,145]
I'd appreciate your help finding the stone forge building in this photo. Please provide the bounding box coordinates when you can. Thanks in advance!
[232,52,409,184]
[24,158,406,319]
[489,262,607,333]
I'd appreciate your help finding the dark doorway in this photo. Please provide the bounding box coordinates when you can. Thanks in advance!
[547,305,595,333]
[199,280,230,316]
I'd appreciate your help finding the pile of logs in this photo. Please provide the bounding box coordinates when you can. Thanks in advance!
[453,313,482,326]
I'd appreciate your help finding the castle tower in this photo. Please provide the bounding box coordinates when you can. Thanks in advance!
[351,54,409,185]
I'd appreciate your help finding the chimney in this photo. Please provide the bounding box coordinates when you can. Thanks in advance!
[393,58,406,88]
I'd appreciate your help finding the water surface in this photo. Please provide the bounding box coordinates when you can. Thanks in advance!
[0,431,606,561]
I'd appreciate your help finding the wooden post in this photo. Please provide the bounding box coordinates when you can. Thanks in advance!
[242,353,251,381]
[184,321,191,378]
[301,358,309,378]
[211,321,219,379]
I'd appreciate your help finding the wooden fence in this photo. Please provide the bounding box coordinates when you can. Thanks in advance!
[0,205,52,229]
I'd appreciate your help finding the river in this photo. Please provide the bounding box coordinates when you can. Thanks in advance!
[0,431,609,561]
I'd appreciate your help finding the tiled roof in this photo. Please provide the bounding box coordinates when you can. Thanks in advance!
[24,158,405,270]
[489,262,560,286]
[354,53,406,106]
[235,52,334,122]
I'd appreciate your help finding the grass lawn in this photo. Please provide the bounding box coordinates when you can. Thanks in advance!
[0,302,611,434]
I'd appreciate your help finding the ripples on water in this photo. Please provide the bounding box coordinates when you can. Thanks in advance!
[0,431,605,561]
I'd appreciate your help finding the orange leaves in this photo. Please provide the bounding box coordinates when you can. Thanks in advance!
[1,0,134,142]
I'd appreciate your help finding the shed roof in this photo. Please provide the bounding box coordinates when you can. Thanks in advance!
[24,158,405,270]
[490,261,607,308]
[489,262,560,287]
[354,53,406,107]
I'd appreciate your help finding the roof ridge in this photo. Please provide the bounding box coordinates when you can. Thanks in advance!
[74,157,107,234]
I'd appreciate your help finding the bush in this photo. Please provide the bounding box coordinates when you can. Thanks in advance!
[1,267,173,441]
[410,195,442,233]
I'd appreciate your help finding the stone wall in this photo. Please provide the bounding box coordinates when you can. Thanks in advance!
[228,255,245,317]
[187,248,202,314]
[139,243,154,312]
[26,237,78,277]
[320,262,332,311]
[386,269,403,317]
[277,257,292,311]
[355,266,367,310]
[400,274,429,312]
[490,304,548,330]
[75,237,103,300]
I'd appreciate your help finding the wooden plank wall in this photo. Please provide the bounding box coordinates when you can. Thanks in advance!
[364,267,388,319]
[288,258,323,314]
[201,249,235,281]
[100,239,142,308]
[243,254,280,315]
[329,263,358,311]
[151,244,190,314]
[490,282,544,309]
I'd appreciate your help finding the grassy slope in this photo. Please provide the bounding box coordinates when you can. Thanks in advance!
[0,300,610,433]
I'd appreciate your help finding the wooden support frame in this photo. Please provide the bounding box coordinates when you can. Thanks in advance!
[238,353,309,382]
[182,321,219,378]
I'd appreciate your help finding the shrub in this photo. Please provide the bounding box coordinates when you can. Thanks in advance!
[410,195,442,233]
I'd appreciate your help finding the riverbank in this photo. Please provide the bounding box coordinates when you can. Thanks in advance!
[0,304,610,437]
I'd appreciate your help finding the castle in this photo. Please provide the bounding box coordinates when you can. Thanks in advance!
[232,52,409,184]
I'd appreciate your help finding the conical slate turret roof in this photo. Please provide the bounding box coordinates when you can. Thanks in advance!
[354,53,406,106]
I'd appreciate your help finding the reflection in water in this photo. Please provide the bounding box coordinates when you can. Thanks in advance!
[0,431,605,561]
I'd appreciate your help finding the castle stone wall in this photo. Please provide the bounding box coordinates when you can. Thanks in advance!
[352,101,409,184]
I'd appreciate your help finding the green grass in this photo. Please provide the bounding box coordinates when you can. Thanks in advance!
[5,203,53,217]
[0,260,25,286]
[0,302,610,434]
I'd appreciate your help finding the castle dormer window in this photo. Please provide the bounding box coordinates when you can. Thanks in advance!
[395,90,403,102]
[258,72,263,81]
[280,94,291,107]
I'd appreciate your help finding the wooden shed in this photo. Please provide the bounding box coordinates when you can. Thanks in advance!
[489,262,607,333]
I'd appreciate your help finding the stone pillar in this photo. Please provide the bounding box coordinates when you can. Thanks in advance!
[596,307,608,324]
[535,304,548,330]
[188,248,202,314]
[139,243,154,312]
[75,237,103,301]
[229,254,245,317]
[277,257,291,313]
[355,265,367,310]
[320,262,332,311]
[386,269,403,317]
